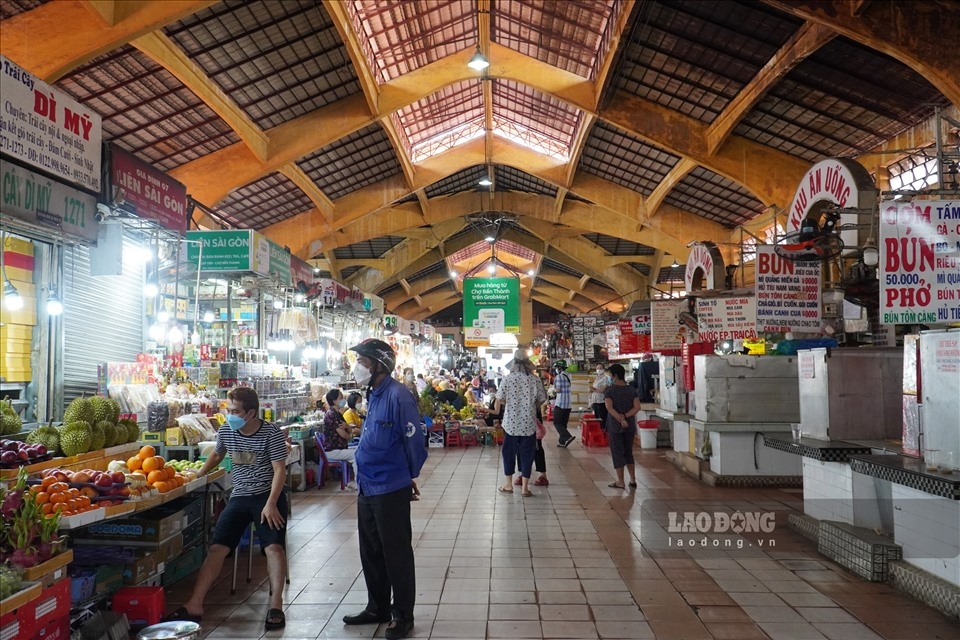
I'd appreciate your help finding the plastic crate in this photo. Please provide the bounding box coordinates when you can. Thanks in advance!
[70,570,96,603]
[198,454,232,471]
[111,586,165,627]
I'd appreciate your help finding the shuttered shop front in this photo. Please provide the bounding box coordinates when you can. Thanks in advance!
[62,238,143,407]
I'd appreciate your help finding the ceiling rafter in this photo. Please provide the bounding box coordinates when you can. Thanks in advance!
[644,158,698,218]
[277,163,333,224]
[0,0,216,82]
[761,0,960,107]
[705,20,837,154]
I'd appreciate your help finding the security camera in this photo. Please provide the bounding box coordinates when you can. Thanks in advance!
[94,211,106,222]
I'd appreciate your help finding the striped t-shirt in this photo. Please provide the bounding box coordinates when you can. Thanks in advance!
[214,421,287,497]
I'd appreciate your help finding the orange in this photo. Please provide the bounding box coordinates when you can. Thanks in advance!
[147,470,165,485]
[173,476,184,488]
[41,503,55,516]
[138,445,156,460]
[154,455,165,467]
[67,488,80,498]
[50,492,67,503]
[41,476,57,489]
[49,482,68,493]
[35,492,49,505]
[165,466,176,480]
[77,496,91,508]
[127,456,142,471]
[154,481,168,493]
[141,457,160,473]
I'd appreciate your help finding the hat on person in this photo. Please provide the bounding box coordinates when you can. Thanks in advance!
[349,338,397,372]
[511,349,533,371]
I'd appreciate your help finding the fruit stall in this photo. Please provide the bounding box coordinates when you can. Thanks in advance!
[1,440,229,639]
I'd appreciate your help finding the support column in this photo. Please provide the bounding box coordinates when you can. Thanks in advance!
[519,297,534,346]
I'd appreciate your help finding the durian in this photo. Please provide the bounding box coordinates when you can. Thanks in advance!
[64,396,95,426]
[25,421,59,452]
[89,421,106,450]
[100,421,119,448]
[89,396,110,424]
[105,398,121,424]
[119,418,140,443]
[1,397,22,435]
[57,421,92,456]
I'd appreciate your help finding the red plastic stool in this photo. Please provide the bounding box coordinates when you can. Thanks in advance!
[445,430,461,447]
[112,586,165,627]
[461,429,478,447]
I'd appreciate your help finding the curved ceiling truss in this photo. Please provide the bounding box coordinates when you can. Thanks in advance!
[1,0,956,318]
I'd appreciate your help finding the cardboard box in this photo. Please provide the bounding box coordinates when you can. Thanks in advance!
[122,552,158,586]
[77,511,184,543]
[139,432,162,444]
[94,565,125,595]
[154,534,184,568]
[164,428,183,446]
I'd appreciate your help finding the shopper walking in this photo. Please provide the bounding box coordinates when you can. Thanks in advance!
[590,364,611,427]
[168,386,288,631]
[514,407,549,486]
[342,339,427,640]
[551,360,575,448]
[321,388,358,486]
[603,364,641,489]
[496,349,547,497]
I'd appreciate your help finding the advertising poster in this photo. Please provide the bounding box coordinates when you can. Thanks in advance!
[0,158,98,242]
[880,200,960,325]
[605,323,620,360]
[755,245,822,332]
[109,145,187,233]
[617,315,651,356]
[186,230,255,271]
[696,296,758,342]
[651,299,683,350]
[463,277,520,334]
[0,55,102,192]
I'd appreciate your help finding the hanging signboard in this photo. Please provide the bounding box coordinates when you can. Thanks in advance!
[650,299,683,350]
[617,315,651,356]
[0,158,98,242]
[0,55,102,193]
[320,278,350,307]
[684,242,724,293]
[363,292,384,316]
[880,200,960,324]
[402,320,420,335]
[605,323,621,360]
[463,277,520,334]
[108,145,187,233]
[382,314,399,335]
[186,230,256,271]
[464,326,491,348]
[266,239,290,286]
[755,245,822,332]
[695,295,758,342]
[290,255,314,289]
[786,158,876,233]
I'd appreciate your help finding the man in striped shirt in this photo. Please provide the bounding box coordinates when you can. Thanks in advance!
[552,360,575,448]
[170,387,289,631]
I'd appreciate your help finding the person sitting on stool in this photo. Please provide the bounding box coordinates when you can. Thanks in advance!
[322,388,358,486]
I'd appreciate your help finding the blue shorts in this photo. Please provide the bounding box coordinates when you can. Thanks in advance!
[211,491,287,550]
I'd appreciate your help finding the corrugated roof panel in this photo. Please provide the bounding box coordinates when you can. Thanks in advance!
[425,165,488,198]
[333,235,405,260]
[393,81,484,160]
[579,121,680,195]
[615,0,801,123]
[166,1,360,130]
[493,80,582,160]
[0,0,43,20]
[216,172,312,229]
[56,45,240,171]
[663,166,765,227]
[581,234,656,256]
[494,166,558,197]
[541,256,583,278]
[346,0,475,83]
[297,124,400,200]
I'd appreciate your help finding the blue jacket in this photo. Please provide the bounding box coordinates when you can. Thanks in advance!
[355,376,428,496]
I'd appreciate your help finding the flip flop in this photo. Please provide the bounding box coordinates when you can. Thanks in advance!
[265,608,285,630]
[498,486,514,494]
[608,482,625,489]
[522,490,534,497]
[165,607,202,624]
[628,482,638,488]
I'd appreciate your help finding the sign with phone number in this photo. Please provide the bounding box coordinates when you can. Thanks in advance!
[1,158,98,242]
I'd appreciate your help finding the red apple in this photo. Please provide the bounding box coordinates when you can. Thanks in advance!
[52,471,69,483]
[110,471,125,484]
[72,471,91,484]
[95,474,113,488]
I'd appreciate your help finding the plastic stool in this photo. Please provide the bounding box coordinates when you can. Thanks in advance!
[445,430,461,447]
[231,522,290,595]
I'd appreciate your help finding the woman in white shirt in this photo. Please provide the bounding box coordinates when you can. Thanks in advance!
[590,364,611,426]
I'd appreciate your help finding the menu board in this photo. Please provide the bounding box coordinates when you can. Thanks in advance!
[755,245,821,332]
[880,200,960,325]
[651,299,683,350]
[696,296,757,342]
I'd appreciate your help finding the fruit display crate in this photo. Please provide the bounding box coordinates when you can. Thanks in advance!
[21,550,73,587]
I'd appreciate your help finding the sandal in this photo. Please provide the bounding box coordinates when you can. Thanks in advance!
[522,490,533,497]
[628,481,638,488]
[533,476,549,486]
[498,486,514,494]
[607,482,625,489]
[265,608,285,630]
[165,607,202,624]
[514,476,522,485]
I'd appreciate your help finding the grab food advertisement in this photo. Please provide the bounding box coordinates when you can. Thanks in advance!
[880,200,960,324]
[463,277,520,335]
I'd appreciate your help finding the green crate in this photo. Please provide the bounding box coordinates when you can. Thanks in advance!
[198,454,232,471]
[161,544,205,587]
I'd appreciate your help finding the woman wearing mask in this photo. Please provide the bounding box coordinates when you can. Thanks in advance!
[322,388,357,486]
[402,367,418,398]
[603,364,640,489]
[343,392,364,438]
[495,349,547,497]
[590,364,611,427]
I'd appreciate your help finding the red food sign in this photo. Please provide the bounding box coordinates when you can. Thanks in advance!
[110,145,188,233]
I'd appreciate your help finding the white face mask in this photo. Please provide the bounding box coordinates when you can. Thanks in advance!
[597,368,605,375]
[405,373,414,382]
[353,362,372,386]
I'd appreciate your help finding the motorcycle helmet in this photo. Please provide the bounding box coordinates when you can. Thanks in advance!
[349,338,396,373]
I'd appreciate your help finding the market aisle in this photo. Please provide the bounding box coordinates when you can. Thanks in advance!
[165,442,960,640]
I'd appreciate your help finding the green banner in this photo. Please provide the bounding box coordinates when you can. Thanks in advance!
[267,238,290,286]
[186,230,254,271]
[463,277,520,334]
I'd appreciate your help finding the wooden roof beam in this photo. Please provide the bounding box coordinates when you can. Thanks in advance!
[644,158,698,218]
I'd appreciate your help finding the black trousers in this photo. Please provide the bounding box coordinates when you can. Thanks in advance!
[552,406,572,442]
[591,402,608,429]
[517,439,546,474]
[358,487,416,621]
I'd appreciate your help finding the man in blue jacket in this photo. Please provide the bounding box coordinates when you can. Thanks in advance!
[342,339,427,640]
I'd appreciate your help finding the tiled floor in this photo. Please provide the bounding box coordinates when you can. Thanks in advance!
[165,440,960,640]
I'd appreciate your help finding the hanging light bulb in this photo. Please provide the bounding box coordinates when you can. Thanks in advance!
[487,262,496,275]
[203,310,215,323]
[484,235,495,243]
[157,310,170,323]
[450,270,458,278]
[46,293,63,316]
[671,258,679,268]
[294,293,305,303]
[148,323,165,341]
[2,279,23,311]
[167,325,184,344]
[478,177,492,187]
[467,46,489,71]
[144,282,159,297]
[862,237,879,267]
[273,298,284,310]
